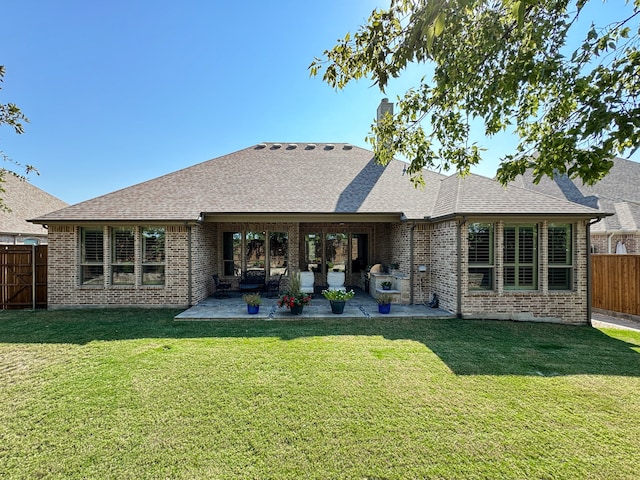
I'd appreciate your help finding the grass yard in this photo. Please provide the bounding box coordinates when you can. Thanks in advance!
[1,309,639,479]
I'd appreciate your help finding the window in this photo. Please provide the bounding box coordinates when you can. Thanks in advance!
[504,225,538,289]
[80,228,104,285]
[222,232,241,276]
[269,232,288,275]
[304,233,323,272]
[326,233,348,272]
[548,224,572,290]
[142,227,165,285]
[111,227,135,285]
[246,231,266,271]
[468,223,494,290]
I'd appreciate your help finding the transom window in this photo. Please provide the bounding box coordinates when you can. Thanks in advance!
[548,224,573,290]
[468,223,494,290]
[504,224,538,290]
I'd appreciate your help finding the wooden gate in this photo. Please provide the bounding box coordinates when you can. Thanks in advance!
[0,245,47,309]
[591,254,640,317]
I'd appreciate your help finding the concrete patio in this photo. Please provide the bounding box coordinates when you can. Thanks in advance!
[175,289,454,321]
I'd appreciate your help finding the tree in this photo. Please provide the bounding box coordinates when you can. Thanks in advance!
[1,64,34,210]
[310,0,640,186]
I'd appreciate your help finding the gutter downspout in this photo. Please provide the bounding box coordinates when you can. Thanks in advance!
[607,232,614,254]
[456,216,467,318]
[187,225,193,307]
[410,221,416,304]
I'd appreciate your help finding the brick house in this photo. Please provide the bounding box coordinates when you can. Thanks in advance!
[512,156,640,254]
[31,142,605,324]
[1,173,68,245]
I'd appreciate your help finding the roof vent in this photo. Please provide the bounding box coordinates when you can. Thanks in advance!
[271,143,282,149]
[343,144,353,150]
[324,144,335,150]
[256,143,267,149]
[287,143,298,150]
[305,144,316,150]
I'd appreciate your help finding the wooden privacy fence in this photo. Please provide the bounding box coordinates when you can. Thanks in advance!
[0,245,48,309]
[591,254,640,317]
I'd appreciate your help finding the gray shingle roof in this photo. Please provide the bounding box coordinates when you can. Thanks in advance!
[514,156,639,231]
[431,173,600,219]
[1,173,68,235]
[33,143,603,223]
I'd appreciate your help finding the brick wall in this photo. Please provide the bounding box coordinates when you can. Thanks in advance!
[429,221,458,312]
[461,219,590,325]
[47,224,191,308]
[591,232,639,254]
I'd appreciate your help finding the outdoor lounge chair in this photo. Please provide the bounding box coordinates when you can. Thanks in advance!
[327,271,346,292]
[213,274,231,298]
[300,271,315,294]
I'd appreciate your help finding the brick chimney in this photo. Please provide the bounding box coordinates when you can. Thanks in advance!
[377,98,393,122]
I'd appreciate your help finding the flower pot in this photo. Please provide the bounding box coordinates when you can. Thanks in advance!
[330,300,346,314]
[378,303,391,314]
[247,304,260,315]
[382,285,391,290]
[290,304,304,315]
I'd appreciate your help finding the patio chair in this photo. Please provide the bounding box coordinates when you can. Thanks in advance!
[327,271,346,292]
[265,274,283,298]
[213,274,231,298]
[300,271,315,294]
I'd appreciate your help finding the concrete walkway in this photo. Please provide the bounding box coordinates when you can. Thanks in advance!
[591,311,640,332]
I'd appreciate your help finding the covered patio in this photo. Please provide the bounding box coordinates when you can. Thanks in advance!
[175,288,454,321]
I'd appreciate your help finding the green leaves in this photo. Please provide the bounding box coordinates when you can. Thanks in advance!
[312,0,640,186]
[1,65,32,209]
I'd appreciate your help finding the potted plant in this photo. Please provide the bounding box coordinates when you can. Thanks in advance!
[381,280,393,290]
[242,293,262,314]
[321,288,355,314]
[277,272,312,315]
[376,293,393,314]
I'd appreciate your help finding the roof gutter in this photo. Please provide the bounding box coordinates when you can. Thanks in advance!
[426,212,613,223]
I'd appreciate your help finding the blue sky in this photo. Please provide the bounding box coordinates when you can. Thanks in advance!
[2,0,636,205]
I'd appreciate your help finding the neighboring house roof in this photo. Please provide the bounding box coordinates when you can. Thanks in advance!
[32,143,603,224]
[512,156,639,232]
[0,173,68,236]
[430,173,599,220]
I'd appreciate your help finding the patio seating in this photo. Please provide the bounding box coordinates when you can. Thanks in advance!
[265,274,283,298]
[239,270,266,292]
[300,271,315,294]
[327,271,346,291]
[212,274,231,298]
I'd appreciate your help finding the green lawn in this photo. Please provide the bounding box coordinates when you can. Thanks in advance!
[1,310,639,479]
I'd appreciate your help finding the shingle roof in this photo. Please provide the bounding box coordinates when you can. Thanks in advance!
[1,173,68,235]
[514,156,639,231]
[33,143,603,223]
[431,173,600,219]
